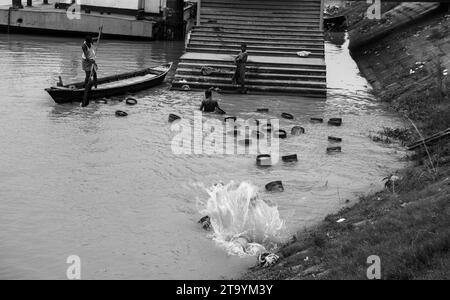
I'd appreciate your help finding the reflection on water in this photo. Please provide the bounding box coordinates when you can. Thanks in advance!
[0,33,405,279]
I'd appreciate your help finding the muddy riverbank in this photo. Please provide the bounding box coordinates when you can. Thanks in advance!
[244,3,450,280]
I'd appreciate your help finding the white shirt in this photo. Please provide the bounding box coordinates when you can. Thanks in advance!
[82,42,96,60]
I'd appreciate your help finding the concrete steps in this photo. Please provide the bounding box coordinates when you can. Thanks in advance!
[172,0,326,97]
[188,40,324,50]
[176,68,326,81]
[177,62,327,76]
[201,14,320,24]
[186,47,324,58]
[191,30,324,41]
[201,20,319,29]
[194,25,324,36]
[189,42,324,51]
[203,1,321,11]
[201,9,321,19]
[176,53,326,70]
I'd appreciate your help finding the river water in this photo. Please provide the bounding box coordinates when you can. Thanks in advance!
[0,32,405,279]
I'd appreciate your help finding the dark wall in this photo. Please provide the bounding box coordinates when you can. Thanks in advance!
[165,0,185,40]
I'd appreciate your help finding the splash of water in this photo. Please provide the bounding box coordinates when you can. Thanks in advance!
[198,181,286,257]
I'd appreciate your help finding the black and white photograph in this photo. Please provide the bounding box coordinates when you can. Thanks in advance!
[0,0,449,285]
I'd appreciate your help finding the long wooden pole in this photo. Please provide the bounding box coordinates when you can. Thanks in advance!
[408,128,450,150]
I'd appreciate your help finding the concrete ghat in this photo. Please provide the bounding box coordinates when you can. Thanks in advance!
[0,4,155,39]
[172,0,327,97]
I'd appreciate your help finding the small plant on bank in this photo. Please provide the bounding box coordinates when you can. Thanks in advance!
[370,127,414,145]
[405,116,438,178]
[383,174,400,195]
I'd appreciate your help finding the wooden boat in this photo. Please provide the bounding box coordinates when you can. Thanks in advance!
[46,63,172,104]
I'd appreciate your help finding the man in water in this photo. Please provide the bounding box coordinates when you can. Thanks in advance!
[82,35,98,88]
[200,89,223,113]
[232,43,248,93]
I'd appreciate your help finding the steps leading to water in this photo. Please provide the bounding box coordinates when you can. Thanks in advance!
[172,0,326,96]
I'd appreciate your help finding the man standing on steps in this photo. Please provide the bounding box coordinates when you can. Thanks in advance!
[232,43,248,94]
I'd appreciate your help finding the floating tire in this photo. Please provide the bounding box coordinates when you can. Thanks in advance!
[291,126,305,135]
[274,129,288,139]
[328,118,343,126]
[95,99,108,104]
[282,154,298,163]
[115,110,128,117]
[224,116,237,123]
[256,154,272,167]
[311,117,324,123]
[265,181,284,192]
[168,114,181,123]
[281,113,294,120]
[125,97,138,105]
[328,136,342,142]
[327,146,342,153]
[181,84,190,91]
[198,216,211,230]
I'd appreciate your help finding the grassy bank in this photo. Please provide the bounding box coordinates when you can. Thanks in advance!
[244,3,450,280]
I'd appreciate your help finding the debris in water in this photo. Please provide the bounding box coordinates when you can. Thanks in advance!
[198,216,211,230]
[266,181,284,192]
[291,126,305,135]
[327,146,342,153]
[168,114,181,123]
[115,110,128,117]
[282,154,298,163]
[258,253,280,268]
[256,154,272,167]
[328,136,342,142]
[311,117,324,123]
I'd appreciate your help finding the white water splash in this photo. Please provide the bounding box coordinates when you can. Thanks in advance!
[198,181,286,257]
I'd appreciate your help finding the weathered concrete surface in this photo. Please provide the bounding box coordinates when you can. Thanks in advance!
[352,8,450,101]
[180,52,325,67]
[172,0,327,96]
[348,2,441,50]
[0,3,155,38]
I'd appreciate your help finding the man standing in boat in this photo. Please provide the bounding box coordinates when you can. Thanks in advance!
[82,35,98,89]
[232,43,248,94]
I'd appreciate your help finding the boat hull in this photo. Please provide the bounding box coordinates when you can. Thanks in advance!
[45,63,172,104]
